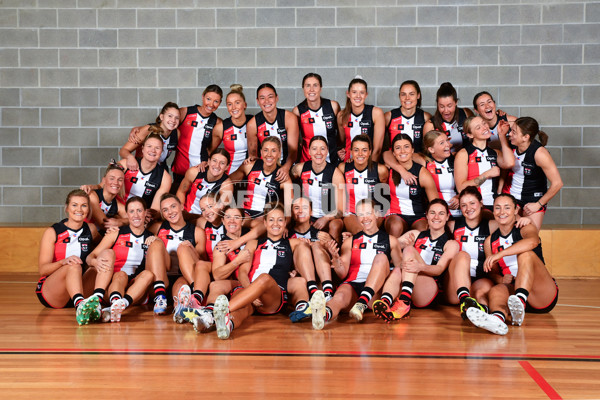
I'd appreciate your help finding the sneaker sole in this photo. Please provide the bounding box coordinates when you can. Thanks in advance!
[214,295,230,340]
[508,295,525,326]
[110,301,125,323]
[372,301,394,323]
[76,297,100,326]
[310,291,326,330]
[349,305,364,322]
[466,308,508,335]
[192,315,215,334]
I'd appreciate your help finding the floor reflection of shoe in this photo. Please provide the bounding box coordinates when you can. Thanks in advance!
[466,308,508,335]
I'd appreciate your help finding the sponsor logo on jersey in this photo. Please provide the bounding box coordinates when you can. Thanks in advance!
[373,243,387,251]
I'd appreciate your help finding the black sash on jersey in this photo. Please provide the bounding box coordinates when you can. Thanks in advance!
[298,98,339,164]
[387,107,426,152]
[255,108,289,164]
[184,105,217,163]
[95,188,118,218]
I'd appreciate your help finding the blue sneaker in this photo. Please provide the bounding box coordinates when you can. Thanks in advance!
[289,304,312,323]
[153,295,168,315]
[173,285,191,323]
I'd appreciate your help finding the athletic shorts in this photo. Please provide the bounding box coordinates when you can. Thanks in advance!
[35,275,72,309]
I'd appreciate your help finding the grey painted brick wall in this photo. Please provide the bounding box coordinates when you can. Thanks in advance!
[1,1,599,224]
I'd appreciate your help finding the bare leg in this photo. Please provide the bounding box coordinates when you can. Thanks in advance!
[229,274,284,315]
[411,275,439,308]
[343,215,363,235]
[326,284,358,320]
[444,251,472,305]
[327,218,344,246]
[125,270,155,304]
[384,215,407,237]
[311,242,332,283]
[40,264,83,308]
[176,245,199,285]
[107,271,129,301]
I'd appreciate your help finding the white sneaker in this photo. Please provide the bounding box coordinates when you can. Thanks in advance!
[153,295,167,315]
[214,295,232,340]
[309,290,326,331]
[101,307,111,323]
[192,308,215,333]
[110,299,126,323]
[173,285,191,323]
[466,308,508,335]
[508,295,525,326]
[349,302,368,322]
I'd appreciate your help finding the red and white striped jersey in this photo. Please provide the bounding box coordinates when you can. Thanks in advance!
[124,163,165,205]
[299,161,337,218]
[222,116,250,174]
[343,105,374,162]
[248,237,294,290]
[426,156,461,218]
[465,142,498,207]
[298,99,338,163]
[112,226,152,276]
[343,163,379,215]
[490,225,545,277]
[183,170,228,214]
[51,220,93,263]
[414,230,451,267]
[387,108,426,153]
[172,106,217,176]
[204,222,225,262]
[346,229,391,283]
[243,160,281,213]
[255,108,288,164]
[388,163,426,217]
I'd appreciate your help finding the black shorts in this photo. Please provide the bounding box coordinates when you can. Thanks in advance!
[342,280,365,296]
[516,199,547,214]
[244,209,263,219]
[254,287,288,315]
[389,213,426,228]
[35,275,72,309]
[526,279,559,314]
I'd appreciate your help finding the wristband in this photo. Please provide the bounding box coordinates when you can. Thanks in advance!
[537,201,544,207]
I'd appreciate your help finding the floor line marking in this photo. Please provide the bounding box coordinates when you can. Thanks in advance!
[556,304,600,309]
[520,361,563,400]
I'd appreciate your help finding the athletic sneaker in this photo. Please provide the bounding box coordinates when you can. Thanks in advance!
[101,307,111,323]
[192,308,215,333]
[373,299,410,322]
[508,295,525,326]
[173,285,191,323]
[189,295,202,310]
[309,290,326,330]
[110,298,126,323]
[214,295,232,340]
[324,291,333,302]
[153,295,167,315]
[289,304,312,323]
[349,302,368,322]
[76,295,100,326]
[174,306,204,324]
[466,308,508,335]
[460,297,486,320]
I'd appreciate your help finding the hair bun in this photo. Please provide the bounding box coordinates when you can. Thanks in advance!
[354,75,364,80]
[229,83,243,93]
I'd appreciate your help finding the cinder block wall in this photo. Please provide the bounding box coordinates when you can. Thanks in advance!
[1,1,599,224]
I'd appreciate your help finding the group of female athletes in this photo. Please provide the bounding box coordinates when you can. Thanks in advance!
[36,73,563,339]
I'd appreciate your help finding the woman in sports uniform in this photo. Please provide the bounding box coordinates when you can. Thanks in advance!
[472,92,517,147]
[454,116,514,212]
[385,134,439,237]
[466,194,558,335]
[246,83,299,182]
[36,189,106,325]
[176,148,233,217]
[122,102,180,171]
[229,136,294,228]
[339,134,389,235]
[222,84,251,174]
[211,203,314,339]
[337,77,385,163]
[293,72,341,165]
[87,162,127,231]
[290,135,345,244]
[423,82,474,151]
[372,199,459,322]
[421,130,461,218]
[502,117,563,230]
[86,197,158,322]
[309,199,404,330]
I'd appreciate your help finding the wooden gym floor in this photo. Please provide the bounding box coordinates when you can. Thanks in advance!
[0,273,599,399]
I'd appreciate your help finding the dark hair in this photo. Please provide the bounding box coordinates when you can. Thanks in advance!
[458,186,483,203]
[126,196,147,211]
[494,193,518,207]
[400,80,422,108]
[308,135,328,148]
[160,193,180,205]
[300,73,323,108]
[264,201,285,216]
[472,91,494,111]
[156,101,179,126]
[65,189,89,205]
[210,148,231,166]
[292,196,313,209]
[356,198,377,213]
[422,130,447,162]
[515,116,548,146]
[340,77,368,128]
[432,82,459,130]
[350,134,373,170]
[223,206,243,218]
[390,134,414,186]
[227,83,245,103]
[203,84,223,98]
[427,198,450,214]
[256,83,277,99]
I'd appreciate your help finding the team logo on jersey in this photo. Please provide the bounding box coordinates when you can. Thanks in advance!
[475,157,481,163]
[254,178,262,185]
[280,133,287,141]
[409,186,418,196]
[524,167,532,175]
[348,122,353,128]
[435,168,442,174]
[277,250,286,258]
[63,237,71,243]
[81,243,89,252]
[326,121,333,129]
[142,244,148,251]
[166,234,174,240]
[433,253,441,262]
[414,132,421,138]
[444,130,450,137]
[262,130,270,137]
[307,179,314,185]
[460,236,468,242]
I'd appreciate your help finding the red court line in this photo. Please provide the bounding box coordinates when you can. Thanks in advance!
[520,361,563,400]
[1,347,600,361]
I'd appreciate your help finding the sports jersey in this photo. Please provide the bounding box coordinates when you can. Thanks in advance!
[414,230,451,269]
[502,140,547,203]
[243,159,282,213]
[343,105,374,161]
[157,221,196,254]
[51,219,94,263]
[290,226,320,242]
[426,156,461,218]
[255,108,289,164]
[488,113,508,145]
[222,116,250,174]
[112,226,152,277]
[346,229,391,283]
[435,108,468,148]
[133,124,178,168]
[464,142,498,207]
[124,161,165,205]
[183,170,228,214]
[248,237,294,290]
[388,163,426,217]
[297,99,338,164]
[94,188,118,218]
[172,106,217,176]
[453,218,490,278]
[387,108,426,153]
[221,233,246,280]
[490,225,545,277]
[204,221,225,262]
[299,161,337,218]
[344,163,380,215]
